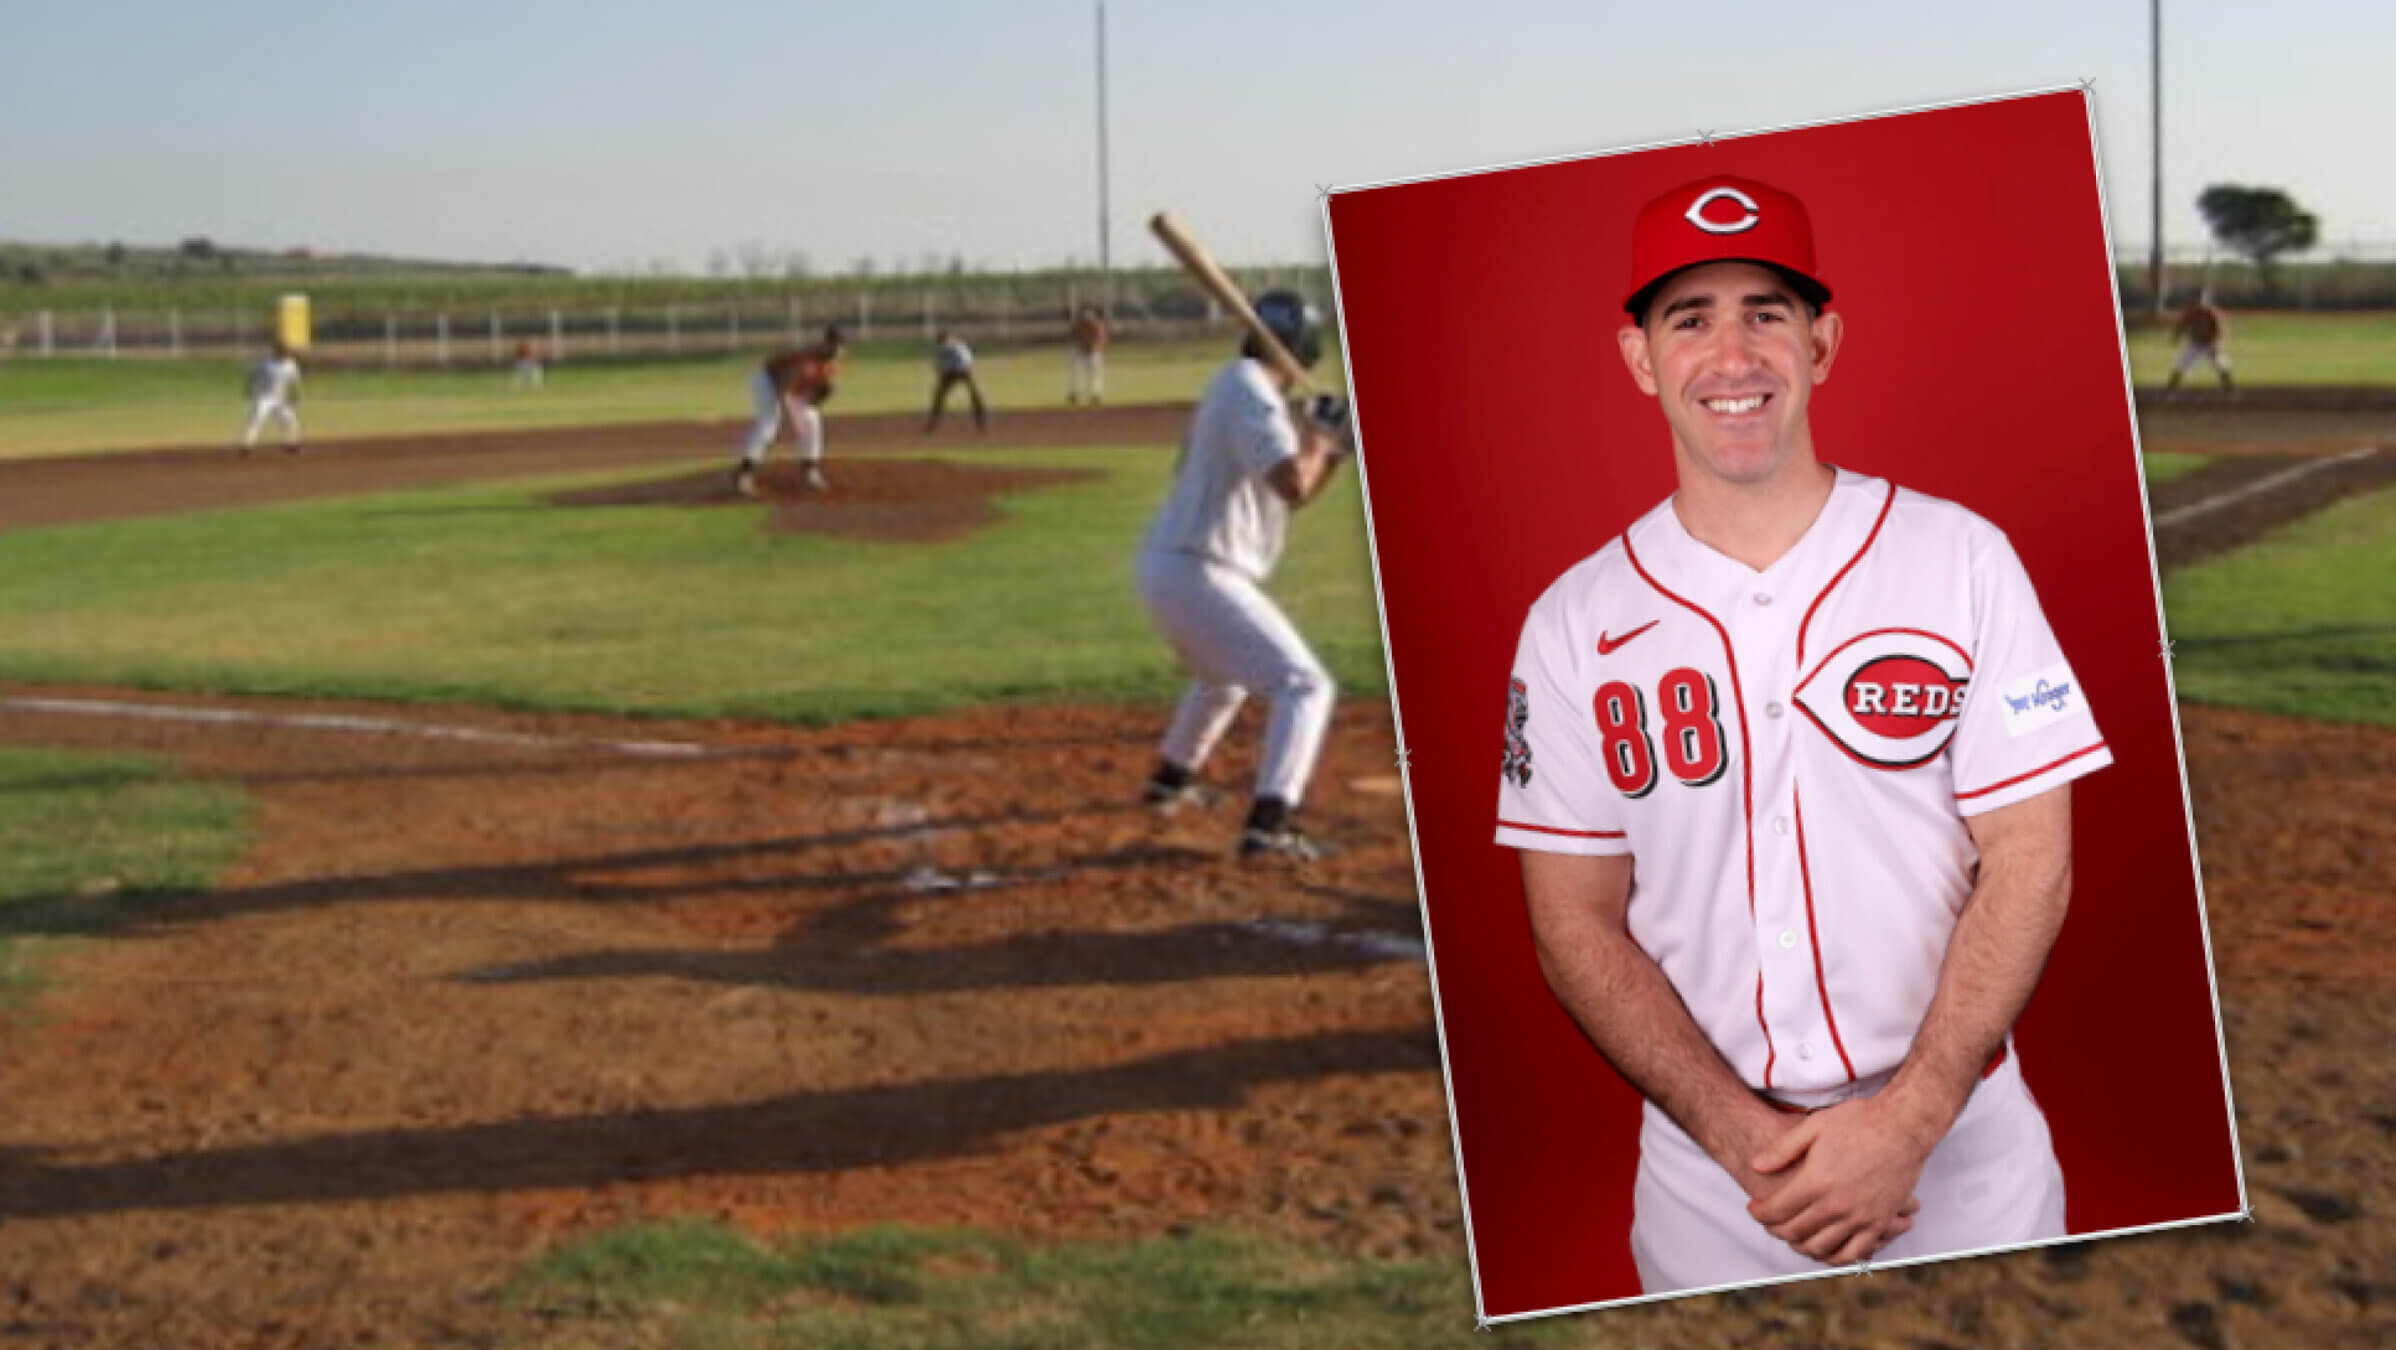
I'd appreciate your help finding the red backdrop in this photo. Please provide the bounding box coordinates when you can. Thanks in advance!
[1326,91,2238,1317]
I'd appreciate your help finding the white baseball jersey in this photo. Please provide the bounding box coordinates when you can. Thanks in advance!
[935,337,974,376]
[1139,358,1298,582]
[1495,468,2110,1097]
[248,355,300,403]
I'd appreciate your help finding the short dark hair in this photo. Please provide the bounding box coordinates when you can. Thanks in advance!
[1630,262,1826,329]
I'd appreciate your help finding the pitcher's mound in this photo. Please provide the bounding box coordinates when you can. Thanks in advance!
[551,457,1099,542]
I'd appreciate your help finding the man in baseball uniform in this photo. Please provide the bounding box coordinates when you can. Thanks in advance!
[237,339,303,454]
[2164,288,2234,397]
[1068,306,1110,405]
[1496,175,2111,1292]
[732,325,844,497]
[1137,291,1352,859]
[512,338,546,390]
[923,330,988,433]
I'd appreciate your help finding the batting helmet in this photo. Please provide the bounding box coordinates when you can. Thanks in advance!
[1246,289,1324,370]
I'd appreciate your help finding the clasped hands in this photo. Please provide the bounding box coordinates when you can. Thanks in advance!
[1735,1091,1942,1268]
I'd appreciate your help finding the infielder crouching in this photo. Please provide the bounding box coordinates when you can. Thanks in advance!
[2164,288,2234,397]
[1498,176,2111,1293]
[1138,291,1352,860]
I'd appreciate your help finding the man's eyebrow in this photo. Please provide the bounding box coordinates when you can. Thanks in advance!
[1659,293,1717,319]
[1741,291,1797,310]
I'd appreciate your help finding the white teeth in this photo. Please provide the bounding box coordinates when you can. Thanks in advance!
[1703,395,1766,414]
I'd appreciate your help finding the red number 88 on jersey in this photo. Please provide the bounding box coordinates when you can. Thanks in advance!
[1595,669,1729,798]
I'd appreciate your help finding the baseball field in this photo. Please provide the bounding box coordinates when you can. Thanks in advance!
[0,321,2391,1348]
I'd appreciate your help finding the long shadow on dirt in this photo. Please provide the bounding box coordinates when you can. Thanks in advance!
[0,1024,1439,1219]
[0,802,1169,938]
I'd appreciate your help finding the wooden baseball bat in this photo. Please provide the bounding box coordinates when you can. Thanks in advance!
[1148,211,1318,392]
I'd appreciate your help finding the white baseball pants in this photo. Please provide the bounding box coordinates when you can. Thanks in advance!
[1069,350,1106,402]
[2172,342,2231,376]
[240,397,300,448]
[1136,550,1334,806]
[738,370,822,466]
[1631,1048,2066,1294]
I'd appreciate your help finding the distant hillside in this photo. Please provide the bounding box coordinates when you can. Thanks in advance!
[0,238,571,287]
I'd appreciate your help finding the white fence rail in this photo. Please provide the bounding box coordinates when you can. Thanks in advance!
[0,271,1332,365]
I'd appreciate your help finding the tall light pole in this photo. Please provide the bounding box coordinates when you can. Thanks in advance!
[2150,0,2165,312]
[1095,0,1113,317]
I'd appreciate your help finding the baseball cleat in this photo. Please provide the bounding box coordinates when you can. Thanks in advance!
[1141,780,1210,814]
[1238,825,1326,861]
[733,465,760,499]
[802,465,828,492]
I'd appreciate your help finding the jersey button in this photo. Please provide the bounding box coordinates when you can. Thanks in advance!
[1773,816,1791,837]
[1779,929,1798,949]
[1766,701,1785,719]
[1798,1043,1815,1061]
[1753,593,1774,606]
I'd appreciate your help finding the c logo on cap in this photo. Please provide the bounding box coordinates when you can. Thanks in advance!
[1685,186,1760,235]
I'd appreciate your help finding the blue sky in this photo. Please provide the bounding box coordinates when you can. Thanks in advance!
[0,1,2382,273]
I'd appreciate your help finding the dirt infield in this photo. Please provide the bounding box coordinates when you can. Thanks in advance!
[0,688,2390,1347]
[0,404,1189,534]
[2148,447,2396,571]
[0,692,1447,1346]
[0,403,2392,1346]
[549,459,1103,543]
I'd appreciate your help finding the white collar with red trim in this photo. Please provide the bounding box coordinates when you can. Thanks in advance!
[1630,467,1891,599]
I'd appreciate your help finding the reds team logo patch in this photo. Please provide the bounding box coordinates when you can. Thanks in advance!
[1793,629,1972,769]
[1503,677,1533,787]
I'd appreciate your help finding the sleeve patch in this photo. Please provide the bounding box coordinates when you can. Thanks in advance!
[1995,661,2082,738]
[1502,676,1534,787]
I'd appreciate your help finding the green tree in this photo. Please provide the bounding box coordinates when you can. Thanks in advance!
[2196,184,2320,297]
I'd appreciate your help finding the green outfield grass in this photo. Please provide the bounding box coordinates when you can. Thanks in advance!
[2125,310,2396,387]
[0,340,1348,460]
[2143,451,2210,485]
[0,747,251,1014]
[2163,483,2396,726]
[510,1221,1551,1350]
[0,447,1380,720]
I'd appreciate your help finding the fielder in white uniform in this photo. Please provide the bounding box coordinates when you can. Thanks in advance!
[238,341,303,453]
[1496,175,2111,1293]
[1138,291,1352,859]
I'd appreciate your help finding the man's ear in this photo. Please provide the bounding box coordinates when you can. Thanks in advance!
[1809,309,1843,385]
[1617,323,1660,396]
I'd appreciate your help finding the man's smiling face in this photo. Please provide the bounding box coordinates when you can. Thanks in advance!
[1617,261,1843,488]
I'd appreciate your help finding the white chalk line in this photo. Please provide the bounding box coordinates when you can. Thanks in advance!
[2152,445,2384,529]
[0,695,709,758]
[891,865,1424,958]
[1241,917,1426,961]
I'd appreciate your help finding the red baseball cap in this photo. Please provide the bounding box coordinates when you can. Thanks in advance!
[1622,174,1832,319]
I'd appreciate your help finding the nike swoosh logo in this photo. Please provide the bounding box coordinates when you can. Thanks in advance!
[1597,621,1660,656]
